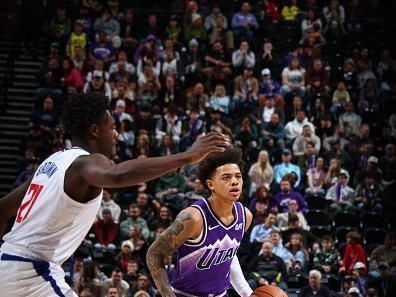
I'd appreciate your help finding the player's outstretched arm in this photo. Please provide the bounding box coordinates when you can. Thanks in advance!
[0,177,32,237]
[146,207,202,297]
[74,132,228,189]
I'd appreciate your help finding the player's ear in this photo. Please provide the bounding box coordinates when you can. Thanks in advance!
[206,179,214,191]
[89,123,100,139]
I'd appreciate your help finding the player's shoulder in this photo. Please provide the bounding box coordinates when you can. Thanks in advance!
[178,206,204,224]
[72,153,112,167]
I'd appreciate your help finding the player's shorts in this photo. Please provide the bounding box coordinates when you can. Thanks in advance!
[0,252,78,297]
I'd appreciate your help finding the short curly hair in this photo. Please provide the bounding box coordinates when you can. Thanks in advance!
[197,147,244,189]
[62,93,110,138]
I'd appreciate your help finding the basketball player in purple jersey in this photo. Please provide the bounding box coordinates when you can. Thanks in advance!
[147,148,256,297]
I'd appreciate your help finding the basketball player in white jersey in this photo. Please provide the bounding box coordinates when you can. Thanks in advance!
[0,93,229,297]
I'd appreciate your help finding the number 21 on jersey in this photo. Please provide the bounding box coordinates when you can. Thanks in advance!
[16,183,44,223]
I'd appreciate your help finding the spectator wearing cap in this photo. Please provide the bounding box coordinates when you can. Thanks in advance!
[348,287,362,297]
[313,235,342,275]
[232,65,259,115]
[231,2,259,44]
[93,208,118,250]
[115,240,135,273]
[325,169,356,215]
[368,262,396,297]
[232,41,256,73]
[258,68,282,107]
[87,59,110,82]
[274,149,302,188]
[207,15,235,50]
[277,198,309,231]
[270,179,308,214]
[181,38,204,87]
[83,70,112,100]
[184,13,207,48]
[300,269,333,297]
[352,262,368,296]
[355,172,383,214]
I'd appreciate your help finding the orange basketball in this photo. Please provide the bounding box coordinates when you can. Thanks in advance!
[253,285,288,297]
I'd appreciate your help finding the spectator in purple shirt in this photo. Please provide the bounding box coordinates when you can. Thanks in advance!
[231,2,259,43]
[89,31,116,65]
[259,68,281,101]
[270,179,308,213]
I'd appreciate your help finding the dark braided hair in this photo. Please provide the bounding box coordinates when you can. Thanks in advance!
[197,147,244,190]
[62,93,110,138]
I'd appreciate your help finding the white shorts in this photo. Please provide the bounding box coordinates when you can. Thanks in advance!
[0,252,78,297]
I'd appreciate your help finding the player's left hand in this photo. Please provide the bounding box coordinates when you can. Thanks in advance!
[187,132,230,163]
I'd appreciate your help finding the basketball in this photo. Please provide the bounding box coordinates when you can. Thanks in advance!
[253,285,288,297]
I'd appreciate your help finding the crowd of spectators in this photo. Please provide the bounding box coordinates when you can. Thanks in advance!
[11,0,396,297]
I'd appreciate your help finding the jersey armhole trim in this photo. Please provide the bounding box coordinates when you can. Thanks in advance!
[184,205,207,247]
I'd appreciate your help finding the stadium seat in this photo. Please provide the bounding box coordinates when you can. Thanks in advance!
[286,274,308,289]
[321,274,340,292]
[286,288,301,297]
[310,226,333,239]
[335,226,358,245]
[333,211,359,228]
[360,212,387,229]
[363,227,386,246]
[305,195,327,210]
[305,209,331,228]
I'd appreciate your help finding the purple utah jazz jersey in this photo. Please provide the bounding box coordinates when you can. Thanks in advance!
[170,199,246,296]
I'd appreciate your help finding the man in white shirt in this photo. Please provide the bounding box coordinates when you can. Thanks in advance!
[285,110,315,144]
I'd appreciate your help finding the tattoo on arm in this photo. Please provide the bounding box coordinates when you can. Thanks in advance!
[146,212,192,296]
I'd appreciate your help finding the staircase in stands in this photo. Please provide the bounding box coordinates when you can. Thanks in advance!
[0,38,43,196]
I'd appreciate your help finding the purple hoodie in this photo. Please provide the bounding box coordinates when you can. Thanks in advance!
[270,191,308,213]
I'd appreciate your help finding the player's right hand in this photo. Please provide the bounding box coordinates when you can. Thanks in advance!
[187,132,230,163]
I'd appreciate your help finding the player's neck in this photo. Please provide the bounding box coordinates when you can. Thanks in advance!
[71,138,94,153]
[208,195,234,218]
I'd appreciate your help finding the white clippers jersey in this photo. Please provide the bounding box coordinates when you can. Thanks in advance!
[2,148,102,265]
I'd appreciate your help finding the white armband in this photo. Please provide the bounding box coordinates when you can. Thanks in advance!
[230,256,253,297]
